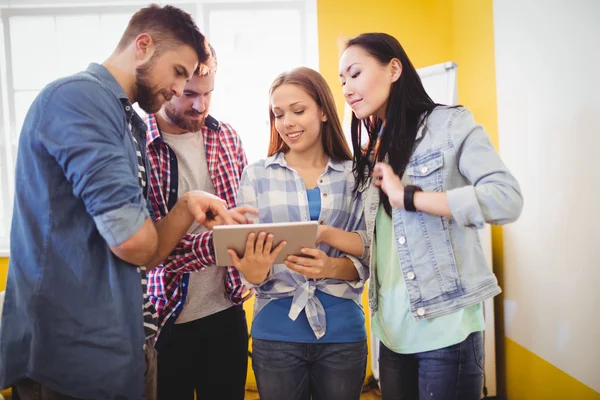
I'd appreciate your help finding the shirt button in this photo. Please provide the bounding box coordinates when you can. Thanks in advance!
[398,236,406,245]
[171,189,176,193]
[416,307,426,316]
[323,193,328,197]
[319,179,323,183]
[420,166,429,174]
[182,282,186,287]
[319,220,324,225]
[407,271,416,280]
[125,106,131,111]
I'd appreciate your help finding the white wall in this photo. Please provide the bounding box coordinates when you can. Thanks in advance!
[494,0,600,392]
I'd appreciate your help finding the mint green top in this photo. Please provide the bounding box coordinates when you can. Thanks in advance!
[372,204,485,354]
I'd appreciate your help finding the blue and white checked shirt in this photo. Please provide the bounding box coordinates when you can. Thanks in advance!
[237,152,369,339]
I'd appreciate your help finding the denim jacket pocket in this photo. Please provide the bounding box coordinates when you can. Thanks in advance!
[405,151,444,191]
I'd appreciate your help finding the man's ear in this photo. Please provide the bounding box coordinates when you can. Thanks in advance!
[135,33,154,61]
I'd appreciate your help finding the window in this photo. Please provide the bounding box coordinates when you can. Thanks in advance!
[0,1,318,254]
[0,7,139,253]
[203,1,318,163]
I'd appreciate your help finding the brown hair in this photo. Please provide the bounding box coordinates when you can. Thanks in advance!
[196,43,217,76]
[267,67,352,161]
[117,4,208,65]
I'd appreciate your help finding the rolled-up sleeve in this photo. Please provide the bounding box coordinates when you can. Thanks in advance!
[344,191,370,282]
[93,203,149,246]
[41,81,149,246]
[446,108,524,228]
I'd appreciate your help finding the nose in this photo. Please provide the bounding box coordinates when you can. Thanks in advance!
[343,81,353,99]
[192,96,206,113]
[172,80,185,98]
[283,113,295,128]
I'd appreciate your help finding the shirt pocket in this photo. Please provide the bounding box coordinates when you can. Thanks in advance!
[405,151,444,192]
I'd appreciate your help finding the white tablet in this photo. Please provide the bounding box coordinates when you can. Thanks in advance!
[212,221,319,267]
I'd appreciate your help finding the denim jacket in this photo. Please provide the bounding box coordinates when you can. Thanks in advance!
[364,106,523,320]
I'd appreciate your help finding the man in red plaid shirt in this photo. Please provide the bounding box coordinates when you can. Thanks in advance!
[145,45,254,400]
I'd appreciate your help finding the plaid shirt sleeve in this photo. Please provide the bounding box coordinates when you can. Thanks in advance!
[148,122,247,278]
[160,230,216,271]
[340,190,370,283]
[223,128,249,304]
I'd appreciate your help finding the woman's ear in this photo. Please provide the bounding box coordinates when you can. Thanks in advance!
[390,58,402,83]
[321,111,328,122]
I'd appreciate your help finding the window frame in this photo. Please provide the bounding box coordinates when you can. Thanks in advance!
[0,0,317,255]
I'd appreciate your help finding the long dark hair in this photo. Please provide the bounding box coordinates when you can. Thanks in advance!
[268,67,352,162]
[346,33,441,215]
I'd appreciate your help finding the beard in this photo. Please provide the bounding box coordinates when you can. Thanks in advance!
[135,56,172,114]
[164,102,207,132]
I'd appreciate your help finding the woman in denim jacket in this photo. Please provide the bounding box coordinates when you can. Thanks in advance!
[324,33,523,400]
[229,67,369,400]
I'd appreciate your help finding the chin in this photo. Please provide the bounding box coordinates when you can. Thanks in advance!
[352,110,371,120]
[350,105,373,120]
[140,101,162,115]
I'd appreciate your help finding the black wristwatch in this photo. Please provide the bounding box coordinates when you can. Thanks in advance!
[404,185,423,212]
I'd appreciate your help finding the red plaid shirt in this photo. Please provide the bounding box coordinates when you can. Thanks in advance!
[145,113,247,343]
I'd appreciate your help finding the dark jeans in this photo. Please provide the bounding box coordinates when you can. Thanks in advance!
[378,331,485,400]
[13,379,83,400]
[251,338,368,400]
[157,305,248,400]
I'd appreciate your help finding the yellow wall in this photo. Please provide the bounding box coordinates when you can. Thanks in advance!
[317,0,453,120]
[0,258,7,292]
[506,338,600,400]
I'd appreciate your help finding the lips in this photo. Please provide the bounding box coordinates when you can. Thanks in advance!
[286,130,304,140]
[186,112,204,120]
[349,99,362,107]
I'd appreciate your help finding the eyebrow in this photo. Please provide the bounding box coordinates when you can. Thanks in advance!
[339,63,358,77]
[272,101,304,111]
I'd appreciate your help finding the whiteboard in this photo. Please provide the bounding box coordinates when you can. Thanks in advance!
[343,61,496,397]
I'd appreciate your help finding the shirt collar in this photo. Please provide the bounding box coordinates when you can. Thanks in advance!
[264,151,346,173]
[86,63,129,101]
[86,63,147,132]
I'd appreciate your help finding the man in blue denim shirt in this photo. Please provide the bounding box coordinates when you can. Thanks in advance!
[0,5,240,400]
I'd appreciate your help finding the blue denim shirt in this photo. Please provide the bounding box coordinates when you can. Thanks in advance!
[364,106,523,320]
[0,64,150,399]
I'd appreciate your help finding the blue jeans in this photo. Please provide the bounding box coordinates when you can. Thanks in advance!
[378,331,484,400]
[251,338,367,400]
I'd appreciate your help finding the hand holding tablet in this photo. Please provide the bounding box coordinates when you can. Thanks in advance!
[213,221,319,267]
